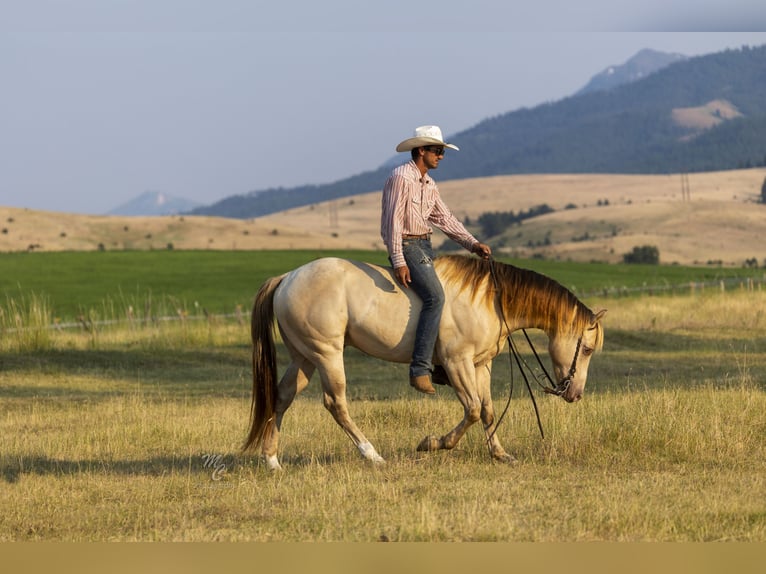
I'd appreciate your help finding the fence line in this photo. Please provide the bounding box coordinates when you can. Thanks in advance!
[2,310,246,334]
[579,276,765,299]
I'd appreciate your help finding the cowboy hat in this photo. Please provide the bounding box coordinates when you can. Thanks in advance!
[395,125,460,152]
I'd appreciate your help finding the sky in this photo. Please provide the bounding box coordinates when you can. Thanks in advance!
[2,1,766,215]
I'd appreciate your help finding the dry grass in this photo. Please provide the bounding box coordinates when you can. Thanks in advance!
[604,288,766,333]
[2,387,764,541]
[1,291,765,541]
[3,168,766,265]
[0,208,359,252]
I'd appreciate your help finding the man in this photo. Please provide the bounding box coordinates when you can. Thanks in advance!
[381,125,492,395]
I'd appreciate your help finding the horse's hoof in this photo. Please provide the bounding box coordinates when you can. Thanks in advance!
[494,452,519,465]
[264,454,283,471]
[416,435,441,452]
[358,441,385,464]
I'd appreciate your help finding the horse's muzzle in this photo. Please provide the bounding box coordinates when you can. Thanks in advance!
[564,392,582,403]
[544,378,582,403]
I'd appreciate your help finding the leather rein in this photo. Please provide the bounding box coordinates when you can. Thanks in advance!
[487,258,584,442]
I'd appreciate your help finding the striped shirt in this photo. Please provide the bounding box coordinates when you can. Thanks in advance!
[380,160,479,268]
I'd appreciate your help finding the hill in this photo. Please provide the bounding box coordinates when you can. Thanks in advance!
[189,45,766,219]
[3,169,766,267]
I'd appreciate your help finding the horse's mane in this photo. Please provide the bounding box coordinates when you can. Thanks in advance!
[436,255,603,348]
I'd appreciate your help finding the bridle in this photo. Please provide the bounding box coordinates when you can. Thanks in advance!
[528,328,583,398]
[487,258,585,442]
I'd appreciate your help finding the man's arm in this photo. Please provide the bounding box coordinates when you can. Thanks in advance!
[381,173,409,269]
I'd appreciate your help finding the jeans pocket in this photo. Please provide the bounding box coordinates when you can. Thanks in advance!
[402,239,434,266]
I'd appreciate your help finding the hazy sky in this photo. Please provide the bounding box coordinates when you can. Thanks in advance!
[2,1,766,214]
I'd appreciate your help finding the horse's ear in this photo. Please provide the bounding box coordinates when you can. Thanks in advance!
[592,309,607,324]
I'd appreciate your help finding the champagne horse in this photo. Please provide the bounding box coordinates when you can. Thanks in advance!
[244,255,605,470]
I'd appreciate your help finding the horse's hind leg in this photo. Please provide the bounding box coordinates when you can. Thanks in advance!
[261,356,314,471]
[316,353,385,464]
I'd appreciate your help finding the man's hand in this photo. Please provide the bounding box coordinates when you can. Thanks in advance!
[394,265,411,287]
[472,242,492,259]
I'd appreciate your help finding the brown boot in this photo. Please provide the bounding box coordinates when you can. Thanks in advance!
[409,374,436,395]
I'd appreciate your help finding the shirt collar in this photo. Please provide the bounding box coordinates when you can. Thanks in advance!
[407,160,432,184]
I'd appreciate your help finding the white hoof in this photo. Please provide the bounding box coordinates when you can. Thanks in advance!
[264,454,283,471]
[358,441,386,464]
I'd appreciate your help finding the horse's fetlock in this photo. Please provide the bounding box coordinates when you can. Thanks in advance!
[441,436,459,450]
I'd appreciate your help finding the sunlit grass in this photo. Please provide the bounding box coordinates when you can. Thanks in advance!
[1,387,764,541]
[0,292,52,351]
[603,288,766,333]
[0,291,249,353]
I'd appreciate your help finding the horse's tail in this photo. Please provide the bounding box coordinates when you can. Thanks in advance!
[243,274,286,454]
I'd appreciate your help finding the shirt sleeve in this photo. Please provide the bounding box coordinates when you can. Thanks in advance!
[380,172,408,268]
[429,192,479,252]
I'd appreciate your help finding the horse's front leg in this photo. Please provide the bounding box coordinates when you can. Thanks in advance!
[476,361,518,465]
[416,359,481,453]
[416,361,517,464]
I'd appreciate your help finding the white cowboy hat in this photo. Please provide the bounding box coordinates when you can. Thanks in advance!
[395,125,460,152]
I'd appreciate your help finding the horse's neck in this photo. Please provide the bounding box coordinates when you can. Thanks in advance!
[504,311,554,336]
[500,282,564,337]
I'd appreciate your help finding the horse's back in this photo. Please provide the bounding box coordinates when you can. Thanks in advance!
[278,257,398,299]
[273,258,418,361]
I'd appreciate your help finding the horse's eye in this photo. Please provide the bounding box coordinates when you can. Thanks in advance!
[582,346,594,357]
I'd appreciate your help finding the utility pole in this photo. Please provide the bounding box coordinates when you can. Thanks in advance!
[680,172,690,201]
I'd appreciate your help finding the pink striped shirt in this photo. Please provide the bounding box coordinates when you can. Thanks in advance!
[380,160,479,268]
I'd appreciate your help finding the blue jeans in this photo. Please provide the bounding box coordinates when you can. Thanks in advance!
[400,238,445,378]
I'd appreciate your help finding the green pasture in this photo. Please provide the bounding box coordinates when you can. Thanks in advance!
[1,249,763,323]
[0,250,387,322]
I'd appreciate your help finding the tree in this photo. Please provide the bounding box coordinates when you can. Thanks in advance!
[623,245,660,264]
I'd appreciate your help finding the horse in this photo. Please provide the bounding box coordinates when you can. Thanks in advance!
[243,255,605,470]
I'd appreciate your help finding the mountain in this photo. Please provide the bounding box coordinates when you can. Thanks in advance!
[189,45,766,219]
[575,48,687,95]
[108,191,201,216]
[439,45,766,181]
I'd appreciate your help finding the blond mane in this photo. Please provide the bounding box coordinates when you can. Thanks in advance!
[436,255,603,349]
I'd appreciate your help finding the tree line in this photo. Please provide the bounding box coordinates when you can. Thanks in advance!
[472,204,555,237]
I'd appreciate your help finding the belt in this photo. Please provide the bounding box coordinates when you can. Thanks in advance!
[402,233,431,240]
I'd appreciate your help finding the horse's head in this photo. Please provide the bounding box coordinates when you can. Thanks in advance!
[547,309,606,403]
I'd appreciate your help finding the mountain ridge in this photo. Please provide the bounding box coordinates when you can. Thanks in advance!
[186,45,766,219]
[575,48,687,95]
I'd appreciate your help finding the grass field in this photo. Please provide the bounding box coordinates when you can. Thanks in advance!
[1,252,765,541]
[0,250,390,321]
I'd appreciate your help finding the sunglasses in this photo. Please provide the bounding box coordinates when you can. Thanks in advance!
[424,146,445,155]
